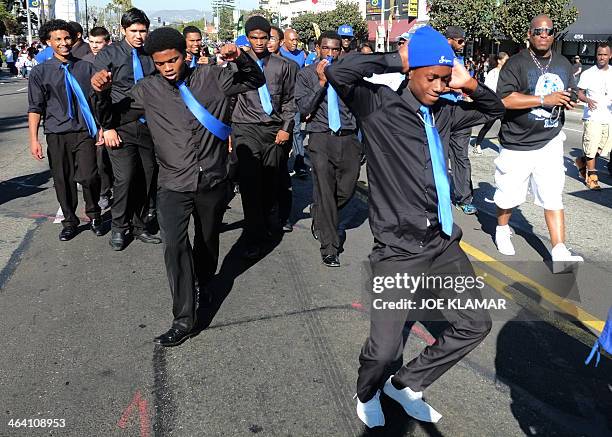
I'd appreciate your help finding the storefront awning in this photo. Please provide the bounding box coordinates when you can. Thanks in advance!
[562,0,612,42]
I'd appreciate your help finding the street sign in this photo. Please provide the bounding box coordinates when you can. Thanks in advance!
[408,0,418,17]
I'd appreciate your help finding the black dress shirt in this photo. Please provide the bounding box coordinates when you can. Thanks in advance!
[28,56,97,134]
[128,52,265,192]
[94,39,155,129]
[326,53,505,253]
[232,52,296,132]
[71,39,92,60]
[295,61,356,133]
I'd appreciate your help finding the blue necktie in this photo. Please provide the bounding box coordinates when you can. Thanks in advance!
[62,64,97,138]
[190,55,198,68]
[132,48,144,82]
[419,105,453,236]
[256,59,273,115]
[177,81,231,141]
[325,57,341,132]
[132,48,146,123]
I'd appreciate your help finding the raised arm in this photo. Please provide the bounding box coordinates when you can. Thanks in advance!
[216,46,266,96]
[294,63,327,119]
[449,60,505,130]
[325,52,406,118]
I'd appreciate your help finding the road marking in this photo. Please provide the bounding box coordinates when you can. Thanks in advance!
[461,240,604,333]
[563,127,583,133]
[16,86,27,92]
[117,390,150,437]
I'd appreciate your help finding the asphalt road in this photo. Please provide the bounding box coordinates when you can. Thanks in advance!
[0,74,611,437]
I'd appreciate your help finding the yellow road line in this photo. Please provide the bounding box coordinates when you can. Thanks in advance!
[473,266,598,347]
[461,241,604,333]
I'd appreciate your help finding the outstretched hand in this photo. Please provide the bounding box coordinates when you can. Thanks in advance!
[91,70,112,92]
[220,44,241,62]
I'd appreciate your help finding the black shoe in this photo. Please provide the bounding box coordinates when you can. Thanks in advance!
[91,218,104,236]
[242,245,262,260]
[109,230,126,251]
[322,254,340,267]
[59,227,78,241]
[134,230,162,244]
[282,222,293,232]
[153,327,194,347]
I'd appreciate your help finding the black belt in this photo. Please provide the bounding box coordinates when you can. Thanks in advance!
[329,129,357,137]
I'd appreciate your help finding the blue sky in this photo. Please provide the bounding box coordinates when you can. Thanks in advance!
[87,0,260,11]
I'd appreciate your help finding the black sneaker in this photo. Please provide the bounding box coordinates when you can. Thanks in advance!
[322,254,340,267]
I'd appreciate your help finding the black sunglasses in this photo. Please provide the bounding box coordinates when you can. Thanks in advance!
[532,27,555,36]
[452,38,466,45]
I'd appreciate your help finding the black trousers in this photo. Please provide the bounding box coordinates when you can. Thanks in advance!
[233,123,290,244]
[157,179,231,331]
[448,127,474,204]
[357,227,492,402]
[96,144,113,196]
[46,131,101,228]
[7,62,17,75]
[308,132,362,256]
[107,121,157,233]
[475,119,496,147]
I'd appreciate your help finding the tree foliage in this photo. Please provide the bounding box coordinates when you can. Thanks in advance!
[217,7,234,41]
[428,0,498,39]
[107,0,133,14]
[291,1,367,43]
[0,0,22,39]
[428,0,578,43]
[497,0,578,44]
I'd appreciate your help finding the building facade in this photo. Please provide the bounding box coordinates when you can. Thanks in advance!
[259,0,365,27]
[53,0,79,22]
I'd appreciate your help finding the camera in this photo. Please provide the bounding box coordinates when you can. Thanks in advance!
[568,88,579,103]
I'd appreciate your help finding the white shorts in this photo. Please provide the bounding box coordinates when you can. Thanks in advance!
[494,132,566,210]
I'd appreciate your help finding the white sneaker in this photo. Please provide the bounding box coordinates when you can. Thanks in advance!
[551,243,583,273]
[495,225,515,256]
[355,390,385,428]
[383,377,442,423]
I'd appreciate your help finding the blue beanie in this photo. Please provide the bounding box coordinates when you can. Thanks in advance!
[408,26,455,69]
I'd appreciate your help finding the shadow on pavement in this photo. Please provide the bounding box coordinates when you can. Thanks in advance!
[495,300,612,436]
[0,170,51,206]
[0,114,28,132]
[193,232,284,332]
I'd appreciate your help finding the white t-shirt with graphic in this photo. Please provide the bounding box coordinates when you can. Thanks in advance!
[578,65,612,123]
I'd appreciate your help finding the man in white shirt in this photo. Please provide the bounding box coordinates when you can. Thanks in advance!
[4,46,16,76]
[575,42,612,190]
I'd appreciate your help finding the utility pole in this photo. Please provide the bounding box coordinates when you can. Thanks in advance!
[379,0,385,52]
[85,0,89,35]
[25,0,33,45]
